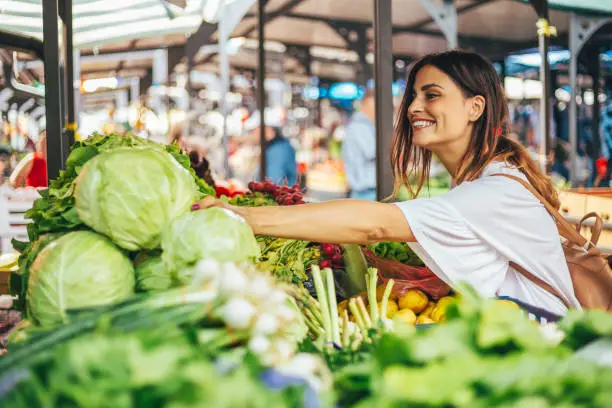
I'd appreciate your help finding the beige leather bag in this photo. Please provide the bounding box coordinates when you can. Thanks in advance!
[493,173,612,311]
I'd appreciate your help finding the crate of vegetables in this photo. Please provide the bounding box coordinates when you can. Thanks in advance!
[363,242,451,300]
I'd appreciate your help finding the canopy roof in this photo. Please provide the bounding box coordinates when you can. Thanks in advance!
[0,0,215,48]
[1,0,611,84]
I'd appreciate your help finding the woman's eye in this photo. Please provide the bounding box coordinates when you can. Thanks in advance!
[426,93,439,100]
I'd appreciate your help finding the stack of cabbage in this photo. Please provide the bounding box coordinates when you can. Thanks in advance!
[11,134,259,327]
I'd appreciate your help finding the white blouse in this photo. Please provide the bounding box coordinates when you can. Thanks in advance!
[394,161,580,315]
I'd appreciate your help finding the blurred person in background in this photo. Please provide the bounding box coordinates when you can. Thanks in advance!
[342,89,376,200]
[0,144,11,184]
[244,108,297,186]
[9,131,47,188]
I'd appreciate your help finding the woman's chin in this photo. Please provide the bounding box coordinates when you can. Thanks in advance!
[412,132,438,148]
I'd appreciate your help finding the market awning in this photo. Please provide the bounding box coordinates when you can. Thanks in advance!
[0,0,217,49]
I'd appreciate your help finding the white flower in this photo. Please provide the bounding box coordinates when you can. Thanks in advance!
[277,304,298,322]
[222,298,256,329]
[253,313,279,335]
[249,275,272,299]
[193,259,222,283]
[268,290,288,306]
[273,339,295,363]
[248,335,271,355]
[218,263,248,295]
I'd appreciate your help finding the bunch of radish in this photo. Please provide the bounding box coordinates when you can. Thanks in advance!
[319,243,344,270]
[247,180,306,205]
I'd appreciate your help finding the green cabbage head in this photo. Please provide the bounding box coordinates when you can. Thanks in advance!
[27,230,135,327]
[74,147,199,251]
[162,208,260,273]
[135,252,173,292]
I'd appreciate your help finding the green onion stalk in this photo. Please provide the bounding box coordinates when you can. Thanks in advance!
[366,268,380,323]
[324,267,341,345]
[379,279,395,323]
[311,265,332,342]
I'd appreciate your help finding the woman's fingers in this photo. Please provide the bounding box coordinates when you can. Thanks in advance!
[191,196,219,211]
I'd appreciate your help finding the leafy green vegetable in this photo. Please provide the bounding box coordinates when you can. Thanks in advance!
[1,327,307,408]
[334,284,612,407]
[20,133,213,245]
[27,230,135,327]
[161,208,260,275]
[134,252,173,293]
[74,146,199,251]
[9,232,65,311]
[559,309,612,350]
[256,236,319,284]
[367,241,424,267]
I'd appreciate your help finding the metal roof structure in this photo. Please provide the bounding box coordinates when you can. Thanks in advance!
[1,0,611,84]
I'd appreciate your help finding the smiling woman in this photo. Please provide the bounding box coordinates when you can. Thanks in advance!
[194,50,583,315]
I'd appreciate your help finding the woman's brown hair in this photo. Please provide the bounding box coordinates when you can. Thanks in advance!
[391,50,559,209]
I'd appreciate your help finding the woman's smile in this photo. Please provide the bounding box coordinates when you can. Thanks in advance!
[411,119,436,132]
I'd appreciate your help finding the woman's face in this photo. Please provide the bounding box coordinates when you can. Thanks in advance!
[407,65,481,150]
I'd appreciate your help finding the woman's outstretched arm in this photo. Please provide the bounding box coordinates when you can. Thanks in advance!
[194,197,415,245]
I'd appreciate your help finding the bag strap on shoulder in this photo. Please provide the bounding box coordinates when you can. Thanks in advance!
[508,261,572,309]
[491,173,577,309]
[490,173,587,246]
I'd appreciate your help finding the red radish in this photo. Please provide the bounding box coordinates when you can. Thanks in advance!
[321,244,335,257]
[292,192,303,201]
[295,200,306,204]
[248,181,255,191]
[320,259,332,269]
[282,197,294,205]
[263,181,275,192]
[276,195,284,204]
[252,182,263,192]
[292,184,302,192]
[331,252,343,265]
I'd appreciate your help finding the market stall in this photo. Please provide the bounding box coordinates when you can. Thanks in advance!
[1,132,612,407]
[1,2,612,404]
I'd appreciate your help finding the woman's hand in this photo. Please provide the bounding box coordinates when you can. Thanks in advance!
[192,196,234,212]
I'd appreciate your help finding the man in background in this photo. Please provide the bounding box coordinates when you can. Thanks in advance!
[243,108,297,186]
[342,89,376,200]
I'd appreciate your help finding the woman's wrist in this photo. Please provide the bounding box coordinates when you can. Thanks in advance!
[234,206,256,233]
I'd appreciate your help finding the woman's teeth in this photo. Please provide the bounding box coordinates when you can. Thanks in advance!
[412,120,435,129]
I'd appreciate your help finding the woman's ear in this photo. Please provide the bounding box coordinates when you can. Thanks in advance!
[469,95,486,122]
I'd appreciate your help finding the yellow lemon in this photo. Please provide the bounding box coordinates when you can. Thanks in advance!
[420,301,436,317]
[436,296,455,307]
[378,300,399,318]
[416,315,435,325]
[430,304,448,323]
[394,308,417,325]
[376,284,395,301]
[398,289,429,313]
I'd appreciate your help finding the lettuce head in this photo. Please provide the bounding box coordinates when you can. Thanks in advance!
[161,208,260,274]
[27,230,135,327]
[74,147,199,251]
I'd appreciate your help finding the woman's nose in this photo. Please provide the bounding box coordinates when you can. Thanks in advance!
[408,99,423,116]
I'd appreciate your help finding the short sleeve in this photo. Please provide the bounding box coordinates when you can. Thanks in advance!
[394,196,509,297]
